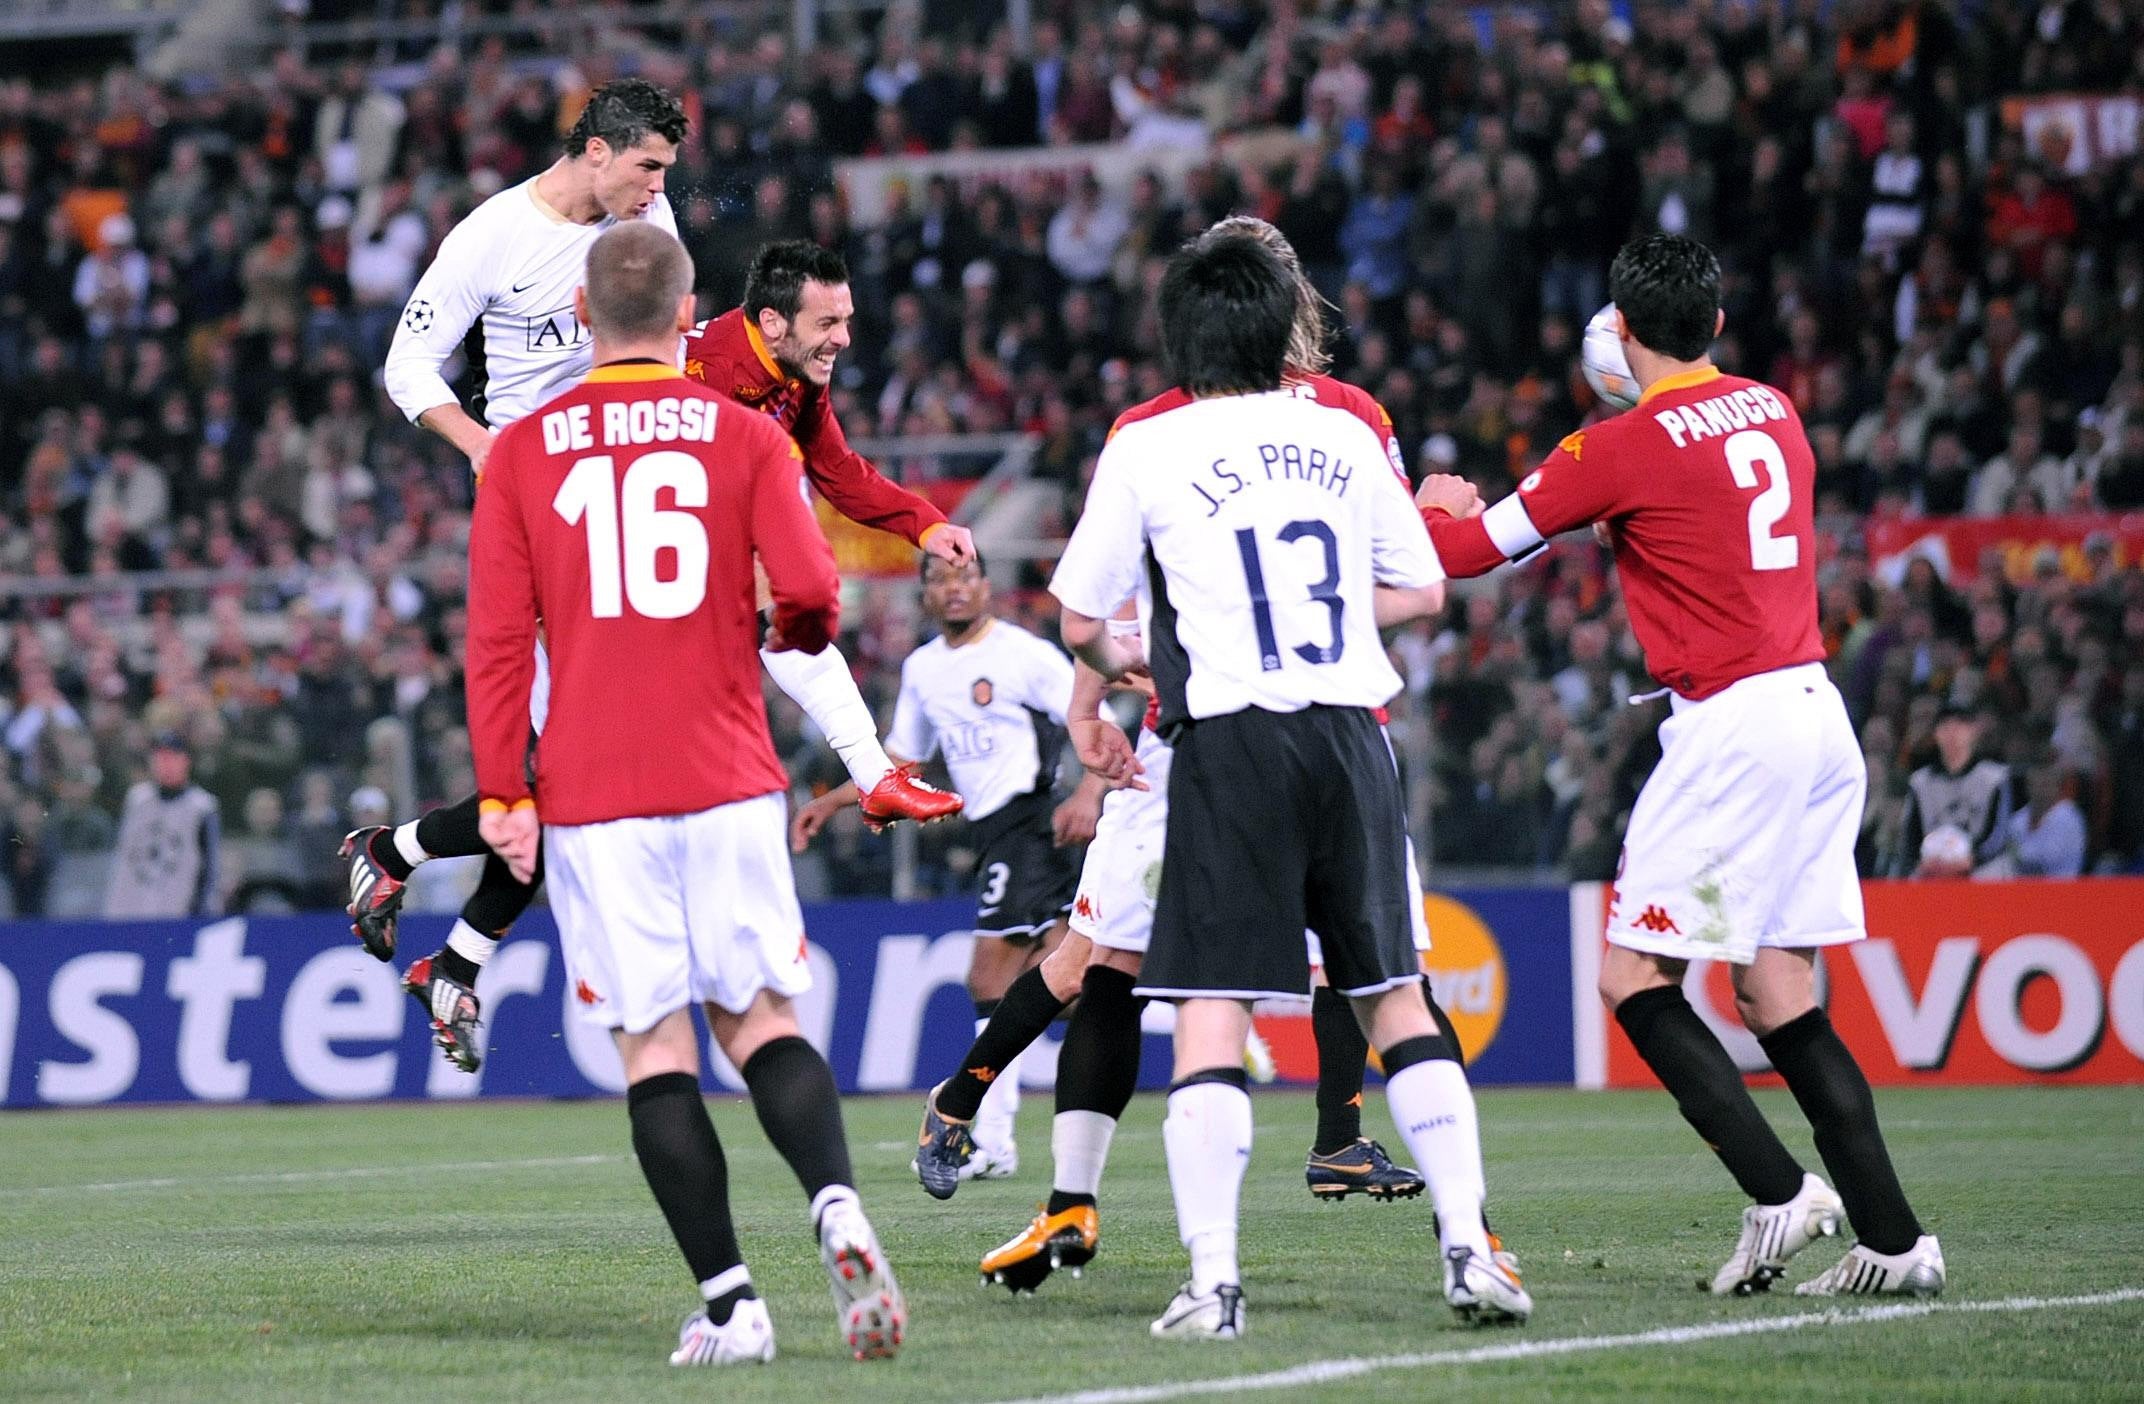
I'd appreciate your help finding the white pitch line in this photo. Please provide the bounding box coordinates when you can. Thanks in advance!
[989,1287,2144,1404]
[20,1153,627,1195]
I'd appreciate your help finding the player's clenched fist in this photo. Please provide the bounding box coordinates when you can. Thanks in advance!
[478,803,540,883]
[1415,473,1483,519]
[1070,716,1147,792]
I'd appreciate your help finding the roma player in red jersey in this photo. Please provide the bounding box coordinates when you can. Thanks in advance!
[471,222,904,1366]
[1418,234,1942,1299]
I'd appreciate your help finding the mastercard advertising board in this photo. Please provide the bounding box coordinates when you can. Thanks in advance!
[1252,886,1576,1087]
[1574,879,2144,1089]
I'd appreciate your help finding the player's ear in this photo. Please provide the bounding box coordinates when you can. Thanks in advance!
[582,135,609,166]
[673,290,695,334]
[1614,307,1630,343]
[756,304,786,342]
[573,285,590,330]
[1714,308,1725,338]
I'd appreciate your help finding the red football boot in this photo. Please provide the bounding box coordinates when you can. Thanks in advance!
[858,763,963,832]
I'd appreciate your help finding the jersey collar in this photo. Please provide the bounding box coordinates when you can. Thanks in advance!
[1637,365,1723,406]
[743,318,794,386]
[585,362,685,384]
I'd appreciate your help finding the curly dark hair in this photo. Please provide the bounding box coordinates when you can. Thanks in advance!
[1608,233,1721,362]
[743,240,851,321]
[562,79,689,159]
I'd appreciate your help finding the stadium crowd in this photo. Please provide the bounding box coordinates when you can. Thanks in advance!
[0,0,2140,915]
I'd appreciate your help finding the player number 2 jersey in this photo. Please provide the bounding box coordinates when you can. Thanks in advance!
[1052,389,1442,730]
[1430,367,1824,699]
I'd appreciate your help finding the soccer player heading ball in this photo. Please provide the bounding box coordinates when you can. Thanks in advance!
[347,79,961,1072]
[1418,233,1944,1299]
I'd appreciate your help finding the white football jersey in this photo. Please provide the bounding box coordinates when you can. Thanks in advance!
[886,618,1075,822]
[1051,389,1442,729]
[383,178,678,431]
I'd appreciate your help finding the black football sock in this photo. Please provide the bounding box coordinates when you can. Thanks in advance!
[741,1035,855,1205]
[457,848,542,941]
[1311,985,1369,1154]
[1760,1008,1924,1254]
[627,1072,750,1308]
[364,827,415,882]
[937,966,1070,1122]
[414,792,489,859]
[1615,984,1806,1206]
[1044,966,1142,1216]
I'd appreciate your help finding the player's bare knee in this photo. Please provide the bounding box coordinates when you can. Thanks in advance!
[1599,947,1683,1013]
[1040,931,1092,1000]
[1088,944,1143,977]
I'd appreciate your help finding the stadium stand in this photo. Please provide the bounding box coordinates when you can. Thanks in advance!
[0,0,2138,916]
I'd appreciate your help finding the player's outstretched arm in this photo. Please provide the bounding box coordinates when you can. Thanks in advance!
[1419,430,1625,578]
[796,393,971,560]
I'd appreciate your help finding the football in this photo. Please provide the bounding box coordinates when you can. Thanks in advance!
[1581,303,1640,411]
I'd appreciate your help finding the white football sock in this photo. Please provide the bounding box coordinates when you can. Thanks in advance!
[445,918,499,970]
[1164,1079,1250,1294]
[1051,1109,1118,1198]
[972,1025,1023,1152]
[759,642,894,791]
[698,1262,752,1305]
[1384,1058,1491,1257]
[392,820,430,869]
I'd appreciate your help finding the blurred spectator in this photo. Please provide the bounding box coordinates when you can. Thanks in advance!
[1983,759,2087,878]
[1895,706,2012,876]
[103,733,220,918]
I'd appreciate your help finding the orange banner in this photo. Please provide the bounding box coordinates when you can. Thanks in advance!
[1603,879,2144,1088]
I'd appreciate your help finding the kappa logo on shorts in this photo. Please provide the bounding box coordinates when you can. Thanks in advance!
[972,678,993,707]
[575,978,602,1005]
[1073,893,1099,924]
[1633,905,1681,935]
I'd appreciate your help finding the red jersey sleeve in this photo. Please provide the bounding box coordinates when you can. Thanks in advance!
[465,421,542,809]
[1422,428,1630,578]
[794,390,948,547]
[748,422,842,655]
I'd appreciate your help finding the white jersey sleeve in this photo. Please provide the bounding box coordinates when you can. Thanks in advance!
[885,653,937,762]
[383,212,491,425]
[1014,628,1078,726]
[1369,449,1444,589]
[1050,447,1146,622]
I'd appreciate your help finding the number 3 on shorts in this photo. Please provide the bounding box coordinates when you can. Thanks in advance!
[980,861,1010,909]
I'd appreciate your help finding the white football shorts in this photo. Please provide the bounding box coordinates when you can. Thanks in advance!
[544,791,812,1033]
[1607,662,1866,965]
[1072,729,1431,962]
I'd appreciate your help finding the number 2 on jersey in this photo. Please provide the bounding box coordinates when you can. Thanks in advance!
[554,451,711,619]
[1724,430,1797,572]
[1235,518,1344,672]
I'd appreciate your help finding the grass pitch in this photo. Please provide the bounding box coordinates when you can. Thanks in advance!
[1,1086,2139,1402]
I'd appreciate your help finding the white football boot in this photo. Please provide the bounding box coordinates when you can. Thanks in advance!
[1150,1282,1246,1340]
[1711,1173,1846,1295]
[1796,1235,1945,1297]
[1444,1244,1532,1325]
[669,1300,775,1366]
[819,1197,906,1360]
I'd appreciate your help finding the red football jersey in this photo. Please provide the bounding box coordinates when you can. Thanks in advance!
[1428,367,1824,700]
[467,363,840,825]
[681,308,948,547]
[1106,374,1409,732]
